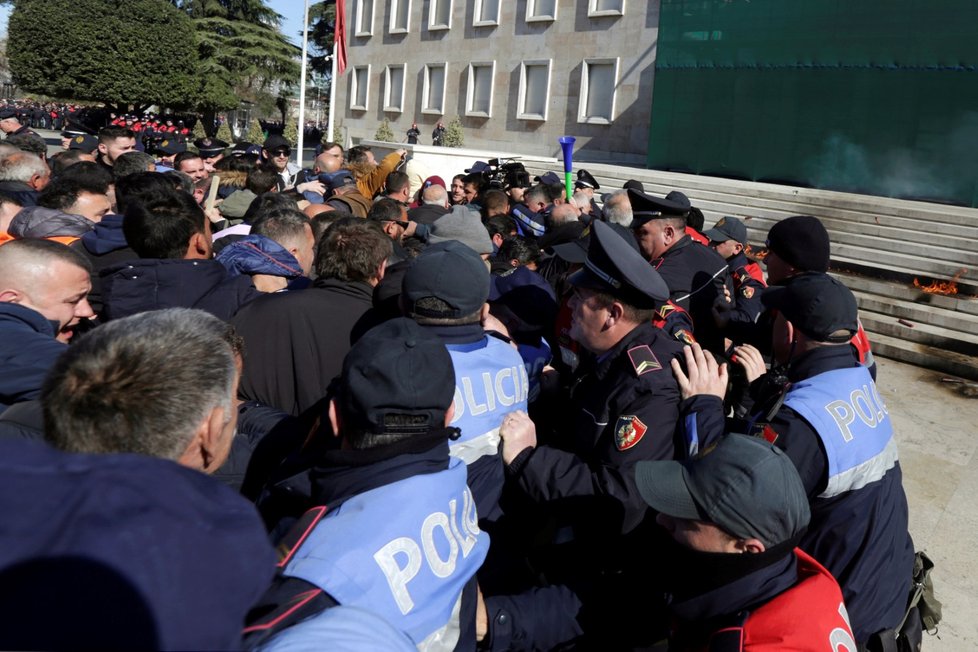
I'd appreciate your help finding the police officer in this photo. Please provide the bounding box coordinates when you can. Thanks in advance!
[194,137,228,173]
[263,318,489,649]
[574,169,601,221]
[628,188,732,354]
[677,273,916,648]
[704,215,766,328]
[0,108,36,139]
[402,240,529,523]
[500,220,686,538]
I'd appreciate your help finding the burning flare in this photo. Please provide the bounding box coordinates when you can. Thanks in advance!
[913,268,967,296]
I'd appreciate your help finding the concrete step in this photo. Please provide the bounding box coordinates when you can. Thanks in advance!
[832,272,978,319]
[859,308,978,359]
[865,331,978,382]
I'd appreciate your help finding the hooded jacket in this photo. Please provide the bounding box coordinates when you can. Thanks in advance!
[215,234,303,280]
[7,206,94,244]
[0,303,66,413]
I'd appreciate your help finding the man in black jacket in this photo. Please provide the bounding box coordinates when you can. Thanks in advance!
[231,219,392,417]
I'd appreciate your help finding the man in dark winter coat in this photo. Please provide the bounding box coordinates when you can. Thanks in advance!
[100,190,260,321]
[231,219,392,417]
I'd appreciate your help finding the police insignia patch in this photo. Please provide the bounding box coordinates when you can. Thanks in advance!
[627,345,662,376]
[615,415,647,451]
[676,329,696,346]
[761,424,779,444]
[74,136,84,143]
[742,286,755,299]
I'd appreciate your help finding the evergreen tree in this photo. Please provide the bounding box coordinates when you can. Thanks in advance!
[444,116,465,148]
[283,116,298,145]
[192,118,207,141]
[375,118,394,143]
[246,117,265,144]
[216,119,234,143]
[332,119,343,145]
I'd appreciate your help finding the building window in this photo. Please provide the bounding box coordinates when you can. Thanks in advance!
[422,63,447,114]
[466,62,495,117]
[355,0,374,36]
[390,0,410,34]
[384,65,406,112]
[526,0,557,22]
[588,0,624,17]
[350,65,371,111]
[473,0,499,26]
[578,58,618,124]
[517,60,551,121]
[429,0,452,30]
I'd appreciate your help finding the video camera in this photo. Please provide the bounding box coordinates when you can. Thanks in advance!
[482,158,530,191]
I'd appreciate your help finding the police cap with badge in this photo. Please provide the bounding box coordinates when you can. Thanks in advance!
[195,138,228,159]
[761,272,858,343]
[0,107,18,121]
[575,169,600,191]
[155,139,187,156]
[568,220,670,309]
[627,188,690,229]
[68,134,99,154]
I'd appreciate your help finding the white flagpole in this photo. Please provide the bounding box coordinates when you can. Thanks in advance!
[296,0,310,167]
[327,51,338,145]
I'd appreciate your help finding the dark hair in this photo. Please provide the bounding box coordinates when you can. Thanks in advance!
[173,151,202,171]
[485,213,515,238]
[543,182,564,203]
[346,145,372,165]
[112,151,156,179]
[214,155,255,174]
[37,178,103,213]
[54,161,113,194]
[686,207,705,232]
[246,167,280,195]
[49,150,90,177]
[320,141,343,153]
[251,209,311,248]
[163,170,194,195]
[309,210,350,243]
[243,192,298,224]
[384,170,410,196]
[98,126,135,143]
[496,236,540,267]
[367,197,404,223]
[115,172,180,214]
[6,132,48,157]
[314,219,392,282]
[462,173,485,194]
[123,191,206,259]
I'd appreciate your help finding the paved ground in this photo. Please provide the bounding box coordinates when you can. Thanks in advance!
[876,355,977,649]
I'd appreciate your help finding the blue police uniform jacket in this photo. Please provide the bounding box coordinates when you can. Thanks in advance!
[443,330,529,519]
[782,364,913,641]
[283,456,490,650]
[516,337,552,404]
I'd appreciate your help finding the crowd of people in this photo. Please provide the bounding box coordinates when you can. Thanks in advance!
[0,118,931,651]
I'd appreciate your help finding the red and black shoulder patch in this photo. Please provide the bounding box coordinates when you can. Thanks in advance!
[614,415,648,451]
[627,345,662,376]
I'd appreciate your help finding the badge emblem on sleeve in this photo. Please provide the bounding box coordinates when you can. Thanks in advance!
[614,415,647,451]
[742,286,755,299]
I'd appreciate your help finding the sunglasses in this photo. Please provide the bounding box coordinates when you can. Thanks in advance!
[272,149,291,157]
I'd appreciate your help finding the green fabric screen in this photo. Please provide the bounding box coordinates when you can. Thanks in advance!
[648,0,978,206]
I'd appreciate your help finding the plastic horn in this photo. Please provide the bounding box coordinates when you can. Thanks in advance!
[559,136,576,201]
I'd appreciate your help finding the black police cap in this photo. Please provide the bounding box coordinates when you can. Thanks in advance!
[195,138,228,158]
[68,134,99,154]
[340,317,455,435]
[627,188,690,228]
[575,169,600,190]
[568,220,669,308]
[0,108,18,120]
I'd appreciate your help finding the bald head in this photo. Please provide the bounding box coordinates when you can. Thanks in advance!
[422,184,449,207]
[0,239,94,341]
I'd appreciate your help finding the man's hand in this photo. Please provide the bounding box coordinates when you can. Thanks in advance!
[671,343,729,401]
[731,344,767,384]
[203,205,224,225]
[499,410,536,465]
[476,585,488,642]
[394,148,407,159]
[402,220,418,238]
[296,180,326,196]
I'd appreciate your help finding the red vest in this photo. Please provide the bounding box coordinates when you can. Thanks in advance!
[702,549,857,652]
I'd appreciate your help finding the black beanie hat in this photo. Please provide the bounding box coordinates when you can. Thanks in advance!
[766,215,830,273]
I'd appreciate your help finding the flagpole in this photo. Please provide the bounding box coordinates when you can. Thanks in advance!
[327,42,338,146]
[296,0,310,167]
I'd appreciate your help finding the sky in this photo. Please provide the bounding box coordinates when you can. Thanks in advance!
[0,1,307,44]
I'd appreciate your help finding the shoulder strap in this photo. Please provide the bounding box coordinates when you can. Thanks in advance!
[241,574,339,649]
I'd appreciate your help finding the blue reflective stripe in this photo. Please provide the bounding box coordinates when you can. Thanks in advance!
[684,413,700,457]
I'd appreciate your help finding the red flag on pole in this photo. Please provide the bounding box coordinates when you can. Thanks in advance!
[334,0,348,76]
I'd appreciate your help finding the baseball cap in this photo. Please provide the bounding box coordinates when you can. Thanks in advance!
[339,317,455,436]
[465,161,491,174]
[402,240,490,319]
[263,135,291,152]
[765,215,830,273]
[534,171,561,186]
[761,272,858,343]
[703,216,748,246]
[635,434,811,548]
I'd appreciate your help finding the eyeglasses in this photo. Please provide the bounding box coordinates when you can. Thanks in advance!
[272,149,291,157]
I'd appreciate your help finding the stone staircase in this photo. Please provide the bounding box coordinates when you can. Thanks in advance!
[523,162,978,380]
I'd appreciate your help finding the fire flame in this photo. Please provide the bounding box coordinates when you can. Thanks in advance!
[913,268,967,296]
[745,244,767,261]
